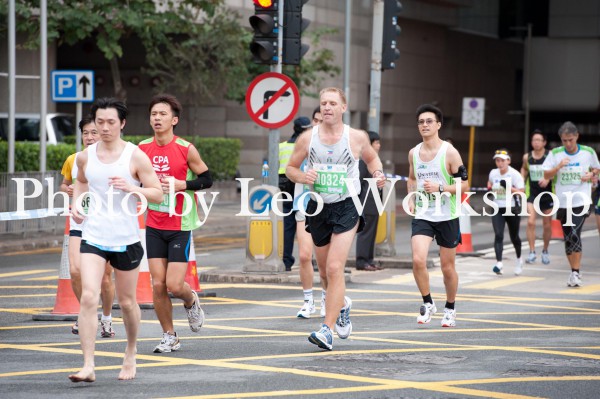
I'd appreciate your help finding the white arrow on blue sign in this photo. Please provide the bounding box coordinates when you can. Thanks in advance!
[249,189,272,214]
[51,70,95,103]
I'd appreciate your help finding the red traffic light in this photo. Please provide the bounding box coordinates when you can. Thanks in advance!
[253,0,274,7]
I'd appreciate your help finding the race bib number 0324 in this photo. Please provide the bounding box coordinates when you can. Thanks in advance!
[313,163,348,195]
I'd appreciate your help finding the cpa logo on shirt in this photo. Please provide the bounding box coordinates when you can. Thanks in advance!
[152,155,170,173]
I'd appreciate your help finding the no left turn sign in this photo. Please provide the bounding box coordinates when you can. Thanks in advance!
[245,72,300,129]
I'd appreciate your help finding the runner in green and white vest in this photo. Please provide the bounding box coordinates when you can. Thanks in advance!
[542,121,600,287]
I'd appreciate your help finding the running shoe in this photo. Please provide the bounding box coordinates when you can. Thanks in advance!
[297,300,316,319]
[99,319,115,338]
[417,302,437,324]
[335,296,352,339]
[441,308,456,327]
[525,251,536,264]
[153,332,181,353]
[514,258,523,276]
[492,264,503,275]
[541,250,550,265]
[185,291,205,332]
[308,324,333,351]
[567,271,582,287]
[71,321,79,335]
[320,297,326,317]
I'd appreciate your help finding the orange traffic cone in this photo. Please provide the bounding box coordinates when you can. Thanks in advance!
[32,217,79,321]
[186,233,216,297]
[456,193,476,254]
[112,206,154,310]
[136,208,154,308]
[551,217,564,240]
[185,235,201,292]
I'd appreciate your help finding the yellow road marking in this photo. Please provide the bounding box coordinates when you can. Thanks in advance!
[466,277,544,290]
[560,284,600,295]
[374,273,415,285]
[0,285,57,289]
[3,247,62,255]
[0,269,54,279]
[25,276,58,281]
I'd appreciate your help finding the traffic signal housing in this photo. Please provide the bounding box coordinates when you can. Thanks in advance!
[249,0,279,64]
[282,0,310,65]
[382,0,402,70]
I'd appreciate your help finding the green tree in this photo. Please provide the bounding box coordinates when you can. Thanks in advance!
[0,0,228,101]
[0,1,339,103]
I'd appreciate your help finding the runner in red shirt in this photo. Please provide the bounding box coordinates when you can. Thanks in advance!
[138,94,213,353]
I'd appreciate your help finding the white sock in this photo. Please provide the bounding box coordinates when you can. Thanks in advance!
[496,261,504,268]
[303,289,313,302]
[101,314,112,322]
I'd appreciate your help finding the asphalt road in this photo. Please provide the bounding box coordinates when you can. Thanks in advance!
[1,218,600,398]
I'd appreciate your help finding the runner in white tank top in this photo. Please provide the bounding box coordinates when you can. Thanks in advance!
[69,98,162,384]
[286,87,385,351]
[307,123,360,204]
[408,104,468,329]
[59,116,115,338]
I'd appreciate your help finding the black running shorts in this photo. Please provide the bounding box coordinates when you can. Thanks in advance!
[411,218,462,249]
[80,241,144,271]
[145,226,191,263]
[305,197,364,247]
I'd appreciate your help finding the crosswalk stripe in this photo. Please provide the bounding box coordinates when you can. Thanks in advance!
[560,284,600,295]
[466,276,544,290]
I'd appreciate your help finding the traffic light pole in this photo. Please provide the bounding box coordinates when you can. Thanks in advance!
[267,0,285,187]
[367,0,384,134]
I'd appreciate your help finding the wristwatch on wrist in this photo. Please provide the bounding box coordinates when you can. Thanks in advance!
[439,182,444,193]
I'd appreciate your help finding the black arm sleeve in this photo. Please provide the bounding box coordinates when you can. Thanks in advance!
[185,170,213,191]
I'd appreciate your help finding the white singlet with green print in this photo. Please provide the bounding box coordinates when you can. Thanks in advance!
[413,141,457,222]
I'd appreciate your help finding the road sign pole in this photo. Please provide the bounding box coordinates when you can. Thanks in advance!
[266,0,285,187]
[368,0,384,134]
[8,0,16,173]
[39,0,47,173]
[75,102,82,152]
[468,125,475,185]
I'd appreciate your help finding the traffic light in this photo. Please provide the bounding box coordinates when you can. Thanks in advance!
[249,0,279,64]
[282,0,310,65]
[382,0,402,70]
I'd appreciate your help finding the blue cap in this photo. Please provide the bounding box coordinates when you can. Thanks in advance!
[293,117,312,134]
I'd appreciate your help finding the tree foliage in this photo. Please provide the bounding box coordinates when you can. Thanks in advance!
[0,1,340,103]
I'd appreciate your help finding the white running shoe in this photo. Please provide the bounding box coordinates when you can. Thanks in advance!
[308,324,333,351]
[297,300,316,319]
[185,291,205,332]
[320,297,326,317]
[335,296,352,339]
[441,308,456,327]
[541,250,550,265]
[514,258,523,276]
[417,302,437,324]
[525,251,536,264]
[492,264,503,275]
[153,332,181,353]
[567,271,582,287]
[99,319,115,338]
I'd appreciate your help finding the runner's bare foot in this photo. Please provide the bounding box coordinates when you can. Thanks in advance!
[68,370,95,383]
[118,350,136,380]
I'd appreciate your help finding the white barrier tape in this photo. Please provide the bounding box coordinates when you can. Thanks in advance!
[0,208,66,221]
[385,174,489,192]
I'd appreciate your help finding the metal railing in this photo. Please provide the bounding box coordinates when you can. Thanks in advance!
[0,171,65,236]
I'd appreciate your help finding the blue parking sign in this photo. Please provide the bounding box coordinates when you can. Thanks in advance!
[51,70,94,103]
